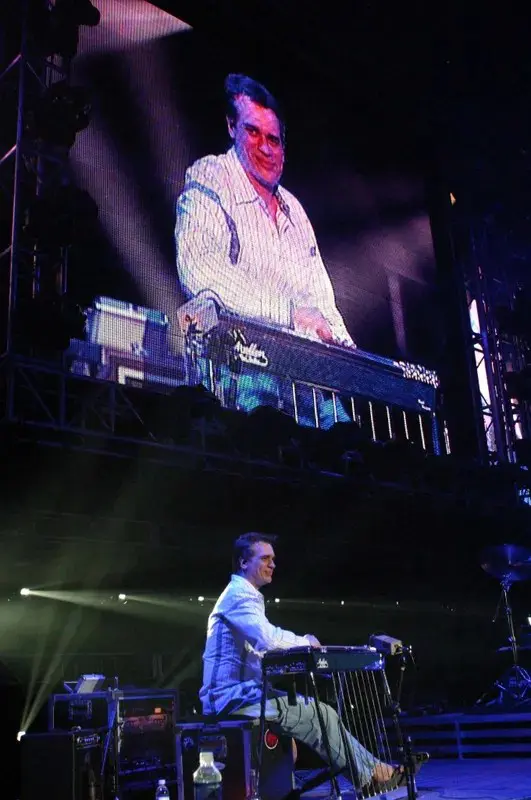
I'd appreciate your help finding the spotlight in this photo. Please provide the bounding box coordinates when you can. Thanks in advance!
[274,598,280,603]
[20,588,31,597]
[197,596,205,603]
[340,600,345,606]
[17,731,26,742]
[118,593,126,601]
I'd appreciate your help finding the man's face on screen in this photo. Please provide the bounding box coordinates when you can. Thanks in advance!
[228,95,284,190]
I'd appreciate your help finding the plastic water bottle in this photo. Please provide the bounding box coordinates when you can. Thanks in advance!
[155,778,170,799]
[193,751,222,799]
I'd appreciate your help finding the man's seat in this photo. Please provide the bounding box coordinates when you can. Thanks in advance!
[176,713,295,800]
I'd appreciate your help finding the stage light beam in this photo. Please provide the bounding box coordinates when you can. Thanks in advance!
[20,588,31,597]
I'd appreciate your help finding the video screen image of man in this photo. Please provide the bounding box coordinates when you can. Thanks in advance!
[174,73,355,425]
[175,73,354,348]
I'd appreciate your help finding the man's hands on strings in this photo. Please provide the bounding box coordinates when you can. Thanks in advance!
[293,306,356,348]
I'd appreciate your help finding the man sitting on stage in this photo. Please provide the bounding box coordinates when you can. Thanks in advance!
[200,532,408,790]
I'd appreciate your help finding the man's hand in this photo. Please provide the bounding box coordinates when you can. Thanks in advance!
[293,307,334,344]
[305,634,321,648]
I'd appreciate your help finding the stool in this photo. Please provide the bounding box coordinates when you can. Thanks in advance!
[176,715,294,800]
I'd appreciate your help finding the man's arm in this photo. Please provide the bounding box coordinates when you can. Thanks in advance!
[291,210,354,346]
[228,592,313,652]
[175,180,264,318]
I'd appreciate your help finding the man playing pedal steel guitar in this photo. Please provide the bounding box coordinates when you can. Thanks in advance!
[200,533,413,791]
[175,73,354,349]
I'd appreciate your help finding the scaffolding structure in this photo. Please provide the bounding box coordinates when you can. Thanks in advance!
[0,0,149,465]
[453,211,531,464]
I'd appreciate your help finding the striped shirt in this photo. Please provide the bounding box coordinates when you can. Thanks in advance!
[200,574,310,715]
[175,147,353,345]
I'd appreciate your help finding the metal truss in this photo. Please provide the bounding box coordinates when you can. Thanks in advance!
[0,13,28,356]
[451,211,524,464]
[466,264,516,461]
[0,0,70,358]
[0,354,341,482]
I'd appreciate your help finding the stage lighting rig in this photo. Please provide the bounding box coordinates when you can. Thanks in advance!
[0,0,101,360]
[39,0,101,60]
[29,80,91,149]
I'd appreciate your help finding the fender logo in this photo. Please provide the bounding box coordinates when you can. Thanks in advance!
[231,329,269,367]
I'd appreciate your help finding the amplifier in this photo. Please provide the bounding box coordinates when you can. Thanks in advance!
[20,729,104,800]
[49,689,179,793]
[176,719,294,800]
[86,296,169,361]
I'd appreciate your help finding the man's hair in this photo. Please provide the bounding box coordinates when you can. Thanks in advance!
[224,73,286,144]
[232,532,277,573]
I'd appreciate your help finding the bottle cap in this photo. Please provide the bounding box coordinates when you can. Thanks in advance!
[200,751,214,765]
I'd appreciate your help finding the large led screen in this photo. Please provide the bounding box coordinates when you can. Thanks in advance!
[67,0,441,436]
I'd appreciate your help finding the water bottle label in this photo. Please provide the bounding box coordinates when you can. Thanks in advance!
[193,783,222,800]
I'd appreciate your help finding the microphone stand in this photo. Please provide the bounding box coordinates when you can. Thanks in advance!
[381,647,418,800]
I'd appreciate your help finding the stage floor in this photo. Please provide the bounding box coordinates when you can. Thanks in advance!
[299,759,531,798]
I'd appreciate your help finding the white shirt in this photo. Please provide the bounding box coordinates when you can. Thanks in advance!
[175,147,353,345]
[200,574,310,715]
